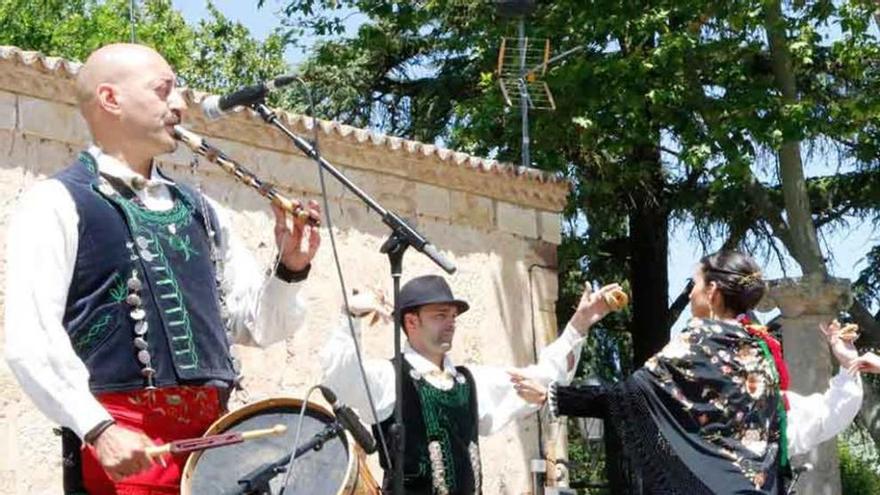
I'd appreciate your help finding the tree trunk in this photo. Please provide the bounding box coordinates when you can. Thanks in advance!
[762,4,839,494]
[628,145,670,366]
[764,0,827,276]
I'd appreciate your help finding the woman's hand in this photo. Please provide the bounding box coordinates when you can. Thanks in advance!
[819,320,859,369]
[848,352,880,375]
[508,370,548,405]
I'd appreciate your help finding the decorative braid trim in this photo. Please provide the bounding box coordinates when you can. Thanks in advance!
[548,381,560,419]
[469,441,482,492]
[428,440,449,495]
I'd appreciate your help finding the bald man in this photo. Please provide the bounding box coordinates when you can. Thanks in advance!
[4,43,321,494]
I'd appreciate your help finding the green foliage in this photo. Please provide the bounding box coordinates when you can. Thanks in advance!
[855,245,880,307]
[181,3,288,96]
[0,0,288,94]
[566,418,609,494]
[270,0,880,294]
[841,419,880,472]
[839,431,880,495]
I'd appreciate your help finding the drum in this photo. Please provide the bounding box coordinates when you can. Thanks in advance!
[181,397,379,495]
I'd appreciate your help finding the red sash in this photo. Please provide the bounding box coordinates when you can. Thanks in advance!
[81,386,223,495]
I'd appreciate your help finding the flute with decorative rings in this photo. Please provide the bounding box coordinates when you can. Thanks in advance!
[173,125,320,226]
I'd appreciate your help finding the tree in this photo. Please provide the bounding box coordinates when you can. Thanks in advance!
[269,6,880,488]
[0,0,288,95]
[267,0,880,363]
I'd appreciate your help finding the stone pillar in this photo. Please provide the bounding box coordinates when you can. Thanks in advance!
[758,274,851,495]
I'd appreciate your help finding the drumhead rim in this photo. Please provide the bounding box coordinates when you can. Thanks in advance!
[180,396,360,495]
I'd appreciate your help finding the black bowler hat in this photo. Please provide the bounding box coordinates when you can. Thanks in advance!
[396,275,470,316]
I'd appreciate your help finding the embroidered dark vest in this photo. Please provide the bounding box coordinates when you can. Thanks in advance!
[374,359,482,495]
[55,152,236,393]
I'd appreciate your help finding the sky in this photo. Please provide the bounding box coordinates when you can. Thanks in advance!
[173,1,878,333]
[172,0,364,65]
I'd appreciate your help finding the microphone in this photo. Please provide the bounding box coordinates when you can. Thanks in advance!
[319,386,377,454]
[792,463,813,474]
[201,74,298,120]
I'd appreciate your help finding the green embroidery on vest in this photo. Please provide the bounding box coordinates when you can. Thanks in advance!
[108,182,200,261]
[416,377,472,493]
[73,312,113,357]
[108,272,128,302]
[116,195,193,231]
[89,170,204,372]
[133,229,200,369]
[164,233,198,261]
[79,151,98,174]
[72,271,126,357]
[98,192,201,369]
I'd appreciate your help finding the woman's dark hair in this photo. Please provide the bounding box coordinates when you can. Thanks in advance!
[699,251,767,315]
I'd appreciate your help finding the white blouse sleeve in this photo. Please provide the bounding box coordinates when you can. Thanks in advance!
[205,197,308,348]
[786,369,863,456]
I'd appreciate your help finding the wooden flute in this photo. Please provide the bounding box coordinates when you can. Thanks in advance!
[173,125,320,226]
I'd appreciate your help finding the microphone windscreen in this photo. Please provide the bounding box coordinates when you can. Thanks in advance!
[319,385,338,405]
[201,95,224,121]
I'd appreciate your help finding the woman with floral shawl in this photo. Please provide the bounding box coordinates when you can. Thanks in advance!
[511,251,861,494]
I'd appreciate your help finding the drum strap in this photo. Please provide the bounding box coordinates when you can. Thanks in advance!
[57,427,88,494]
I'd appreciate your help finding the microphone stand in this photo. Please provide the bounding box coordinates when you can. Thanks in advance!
[251,102,456,495]
[236,421,345,494]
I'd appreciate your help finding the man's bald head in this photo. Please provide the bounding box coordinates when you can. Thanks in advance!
[74,43,185,169]
[75,43,171,110]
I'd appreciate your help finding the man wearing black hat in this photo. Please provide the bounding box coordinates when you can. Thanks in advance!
[320,274,622,494]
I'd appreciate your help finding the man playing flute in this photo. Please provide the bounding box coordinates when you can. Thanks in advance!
[4,43,321,494]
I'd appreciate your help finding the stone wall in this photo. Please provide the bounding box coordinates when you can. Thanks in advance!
[0,47,569,494]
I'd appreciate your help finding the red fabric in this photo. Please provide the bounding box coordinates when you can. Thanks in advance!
[81,386,224,495]
[739,315,791,411]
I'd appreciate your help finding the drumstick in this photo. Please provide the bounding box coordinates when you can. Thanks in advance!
[145,424,287,459]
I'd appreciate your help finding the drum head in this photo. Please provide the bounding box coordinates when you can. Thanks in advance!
[185,398,354,495]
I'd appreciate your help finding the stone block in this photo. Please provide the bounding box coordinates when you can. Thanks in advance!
[0,130,17,170]
[496,201,538,238]
[450,191,493,230]
[414,182,450,220]
[345,168,415,216]
[539,211,562,244]
[0,92,15,131]
[18,96,89,144]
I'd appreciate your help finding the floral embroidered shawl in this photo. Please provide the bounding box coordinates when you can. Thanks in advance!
[637,317,784,493]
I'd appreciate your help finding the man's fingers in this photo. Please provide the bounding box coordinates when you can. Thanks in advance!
[285,220,303,245]
[272,203,288,229]
[294,200,322,227]
[307,225,321,254]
